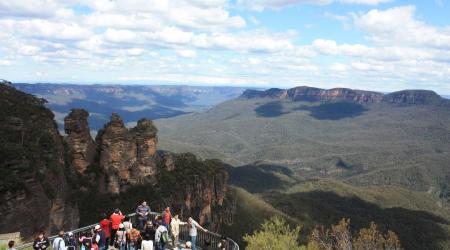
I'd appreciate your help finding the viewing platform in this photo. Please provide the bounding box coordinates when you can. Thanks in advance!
[16,212,239,250]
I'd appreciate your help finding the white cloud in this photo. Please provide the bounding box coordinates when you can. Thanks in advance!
[330,63,349,71]
[176,49,197,58]
[354,5,450,49]
[339,0,392,5]
[238,0,391,10]
[0,59,12,65]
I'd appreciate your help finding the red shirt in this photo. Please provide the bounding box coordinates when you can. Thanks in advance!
[100,219,110,237]
[164,212,171,225]
[110,213,125,230]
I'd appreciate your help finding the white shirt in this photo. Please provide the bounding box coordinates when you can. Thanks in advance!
[141,240,153,250]
[52,237,65,250]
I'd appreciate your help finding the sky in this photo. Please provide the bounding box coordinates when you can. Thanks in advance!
[0,0,450,94]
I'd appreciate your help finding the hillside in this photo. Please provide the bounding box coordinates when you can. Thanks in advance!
[156,86,450,199]
[13,83,246,131]
[0,82,233,238]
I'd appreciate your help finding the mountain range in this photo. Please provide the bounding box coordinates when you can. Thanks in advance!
[12,83,246,132]
[3,83,450,249]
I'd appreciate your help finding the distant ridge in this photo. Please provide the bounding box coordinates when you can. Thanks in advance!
[242,86,448,106]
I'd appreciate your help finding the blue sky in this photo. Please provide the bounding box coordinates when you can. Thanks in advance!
[0,0,449,94]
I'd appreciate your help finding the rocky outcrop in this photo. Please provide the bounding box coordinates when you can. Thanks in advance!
[0,83,79,238]
[151,153,231,231]
[95,114,158,194]
[242,86,446,105]
[383,90,444,105]
[64,109,96,173]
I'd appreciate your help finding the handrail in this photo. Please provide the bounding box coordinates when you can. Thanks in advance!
[16,212,239,250]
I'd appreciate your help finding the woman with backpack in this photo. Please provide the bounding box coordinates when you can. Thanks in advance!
[155,222,169,250]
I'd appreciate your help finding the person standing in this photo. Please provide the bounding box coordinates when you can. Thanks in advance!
[7,241,16,250]
[94,225,107,250]
[66,232,77,250]
[141,233,154,250]
[52,231,66,250]
[136,201,151,230]
[187,217,207,250]
[115,224,127,250]
[128,228,142,250]
[161,207,171,231]
[170,214,187,247]
[110,209,125,247]
[99,214,111,247]
[123,216,133,234]
[154,223,168,250]
[33,231,50,250]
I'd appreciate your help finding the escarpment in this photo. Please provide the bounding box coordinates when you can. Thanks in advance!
[242,86,448,105]
[0,83,79,238]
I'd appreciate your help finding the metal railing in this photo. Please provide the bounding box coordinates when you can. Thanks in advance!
[17,212,239,250]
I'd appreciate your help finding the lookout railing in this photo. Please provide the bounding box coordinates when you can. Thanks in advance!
[16,212,239,250]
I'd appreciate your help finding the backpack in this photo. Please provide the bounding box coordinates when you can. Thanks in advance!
[161,230,169,244]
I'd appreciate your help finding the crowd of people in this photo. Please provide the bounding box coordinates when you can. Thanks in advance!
[28,201,228,250]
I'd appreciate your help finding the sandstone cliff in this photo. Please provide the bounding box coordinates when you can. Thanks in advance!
[64,109,96,173]
[242,86,447,105]
[0,83,79,238]
[93,114,158,194]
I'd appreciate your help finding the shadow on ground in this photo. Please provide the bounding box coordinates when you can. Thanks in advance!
[295,102,368,120]
[225,164,295,193]
[264,190,450,250]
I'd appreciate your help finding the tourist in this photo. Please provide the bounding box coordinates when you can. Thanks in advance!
[52,231,66,250]
[141,233,154,250]
[128,228,142,250]
[161,207,171,231]
[115,224,127,250]
[217,237,227,250]
[94,225,107,250]
[170,214,186,247]
[66,232,77,250]
[136,201,151,230]
[154,222,168,250]
[33,231,50,250]
[141,221,156,242]
[99,213,111,247]
[7,240,16,250]
[79,232,93,250]
[110,209,125,246]
[187,217,207,250]
[123,216,133,234]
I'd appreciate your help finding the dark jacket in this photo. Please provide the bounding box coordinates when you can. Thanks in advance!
[33,237,50,250]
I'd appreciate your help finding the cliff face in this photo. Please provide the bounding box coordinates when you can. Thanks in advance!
[242,86,446,105]
[64,109,96,173]
[64,110,230,230]
[0,83,79,238]
[93,114,158,194]
[383,90,444,105]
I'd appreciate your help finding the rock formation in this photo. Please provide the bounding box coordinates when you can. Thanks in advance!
[0,83,79,238]
[93,114,158,194]
[64,109,96,173]
[1,83,232,237]
[242,86,447,105]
